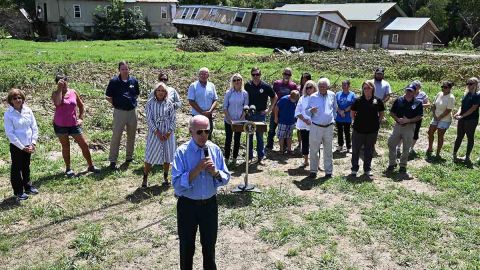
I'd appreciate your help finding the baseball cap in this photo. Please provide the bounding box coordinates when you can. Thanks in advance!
[375,68,385,74]
[405,84,416,91]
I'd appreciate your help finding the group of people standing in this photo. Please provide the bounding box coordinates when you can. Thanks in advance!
[4,60,480,270]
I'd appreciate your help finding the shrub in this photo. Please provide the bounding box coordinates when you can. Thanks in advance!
[448,37,475,51]
[93,0,147,40]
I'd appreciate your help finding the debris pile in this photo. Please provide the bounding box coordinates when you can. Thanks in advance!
[176,36,224,52]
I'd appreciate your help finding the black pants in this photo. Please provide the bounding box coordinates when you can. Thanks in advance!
[351,131,378,172]
[453,118,478,158]
[208,116,214,140]
[9,143,31,196]
[224,122,241,160]
[300,129,310,156]
[177,196,218,270]
[336,122,351,149]
[266,115,277,149]
[413,119,422,140]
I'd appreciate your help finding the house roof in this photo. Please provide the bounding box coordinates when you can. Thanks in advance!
[123,0,177,3]
[275,3,407,21]
[382,17,439,32]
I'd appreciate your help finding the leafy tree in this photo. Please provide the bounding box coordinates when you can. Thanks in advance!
[93,0,147,40]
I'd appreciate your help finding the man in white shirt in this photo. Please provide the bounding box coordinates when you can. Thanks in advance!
[306,78,337,179]
[373,68,392,103]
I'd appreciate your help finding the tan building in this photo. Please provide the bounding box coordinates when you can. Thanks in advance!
[172,5,351,49]
[380,18,440,49]
[277,3,410,49]
[35,0,177,38]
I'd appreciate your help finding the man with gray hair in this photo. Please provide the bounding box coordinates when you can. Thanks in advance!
[187,67,218,140]
[172,114,230,270]
[306,78,337,179]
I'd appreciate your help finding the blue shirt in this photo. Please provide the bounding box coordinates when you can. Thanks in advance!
[223,88,249,123]
[335,91,356,123]
[172,139,230,200]
[391,96,423,120]
[277,95,297,125]
[105,75,140,111]
[187,81,218,115]
[306,91,337,125]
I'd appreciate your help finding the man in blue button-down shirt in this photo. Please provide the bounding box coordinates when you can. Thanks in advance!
[187,67,218,140]
[172,115,230,270]
[306,78,337,179]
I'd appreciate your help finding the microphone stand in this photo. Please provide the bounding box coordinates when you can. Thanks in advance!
[232,108,261,193]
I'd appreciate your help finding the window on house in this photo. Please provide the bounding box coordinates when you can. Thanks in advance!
[161,7,167,19]
[392,34,399,43]
[190,8,199,19]
[322,22,338,44]
[181,8,189,19]
[73,5,81,18]
[315,20,323,36]
[234,11,245,23]
[209,8,217,16]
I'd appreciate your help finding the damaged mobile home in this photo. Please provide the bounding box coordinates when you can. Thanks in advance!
[172,5,351,50]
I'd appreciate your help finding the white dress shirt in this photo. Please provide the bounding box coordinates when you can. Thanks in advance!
[306,90,337,125]
[295,95,311,130]
[4,105,39,150]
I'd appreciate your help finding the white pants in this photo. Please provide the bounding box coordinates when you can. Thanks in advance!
[309,124,334,174]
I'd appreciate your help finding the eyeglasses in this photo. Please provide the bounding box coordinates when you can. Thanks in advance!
[196,129,211,135]
[232,79,242,82]
[251,73,261,77]
[283,73,292,77]
[159,78,168,82]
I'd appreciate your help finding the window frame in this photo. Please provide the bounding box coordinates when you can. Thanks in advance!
[181,8,189,19]
[73,4,81,18]
[161,6,168,19]
[234,11,245,23]
[190,7,199,19]
[392,34,399,43]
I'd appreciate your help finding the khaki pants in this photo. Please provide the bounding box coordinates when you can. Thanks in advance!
[309,124,334,174]
[388,123,415,167]
[109,108,137,163]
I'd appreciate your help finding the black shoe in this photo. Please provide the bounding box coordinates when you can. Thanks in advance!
[65,169,75,178]
[16,193,29,201]
[25,186,39,195]
[88,166,101,173]
[308,172,317,179]
[385,165,396,173]
[109,162,117,170]
[399,167,407,174]
[324,174,332,179]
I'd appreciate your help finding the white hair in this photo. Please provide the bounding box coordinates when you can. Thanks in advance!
[317,77,330,87]
[198,67,209,74]
[189,115,210,130]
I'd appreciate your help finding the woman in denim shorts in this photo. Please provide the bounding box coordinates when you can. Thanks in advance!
[52,74,100,177]
[427,81,455,157]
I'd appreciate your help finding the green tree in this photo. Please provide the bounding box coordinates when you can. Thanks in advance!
[93,0,147,40]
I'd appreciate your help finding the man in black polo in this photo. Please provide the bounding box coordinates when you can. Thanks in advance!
[244,67,277,164]
[105,61,140,169]
[386,84,423,178]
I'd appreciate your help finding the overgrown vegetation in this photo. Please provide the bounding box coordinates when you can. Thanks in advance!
[176,36,225,52]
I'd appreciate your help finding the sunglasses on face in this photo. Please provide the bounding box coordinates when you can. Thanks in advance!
[196,129,211,135]
[251,73,261,77]
[232,79,242,82]
[159,78,168,82]
[283,73,292,76]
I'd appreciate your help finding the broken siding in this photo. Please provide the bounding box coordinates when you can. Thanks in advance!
[255,13,315,32]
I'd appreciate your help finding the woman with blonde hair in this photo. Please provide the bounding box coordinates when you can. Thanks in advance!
[4,89,39,200]
[453,77,480,163]
[143,82,176,187]
[223,73,249,165]
[350,80,385,177]
[295,80,316,167]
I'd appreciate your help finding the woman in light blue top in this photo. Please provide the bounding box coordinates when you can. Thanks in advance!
[335,80,356,152]
[223,73,249,165]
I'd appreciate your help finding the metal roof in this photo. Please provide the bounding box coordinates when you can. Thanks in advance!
[382,17,439,31]
[276,3,407,21]
[123,0,178,3]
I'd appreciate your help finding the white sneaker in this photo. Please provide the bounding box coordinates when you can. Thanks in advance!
[365,171,373,177]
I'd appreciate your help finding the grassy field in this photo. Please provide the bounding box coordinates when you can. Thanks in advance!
[0,39,479,269]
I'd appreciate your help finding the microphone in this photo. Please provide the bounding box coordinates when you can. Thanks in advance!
[249,105,256,115]
[203,146,209,158]
[243,105,250,114]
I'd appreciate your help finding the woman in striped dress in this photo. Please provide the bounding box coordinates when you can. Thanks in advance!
[142,82,176,187]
